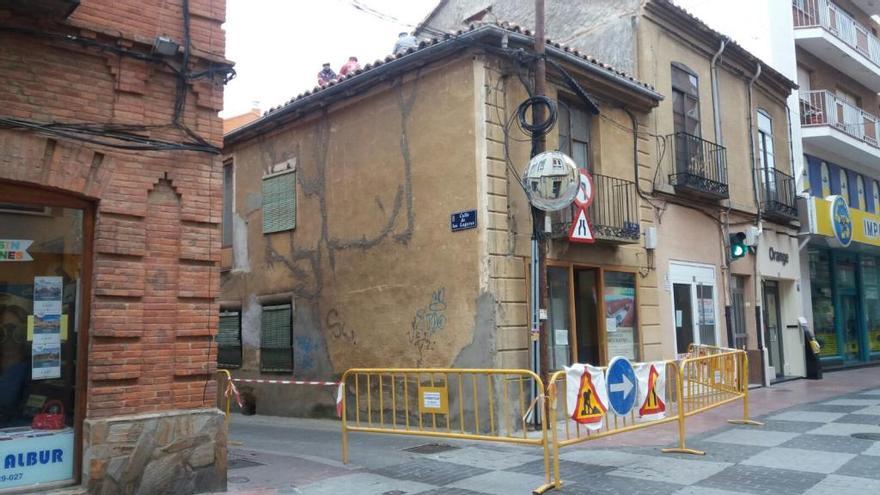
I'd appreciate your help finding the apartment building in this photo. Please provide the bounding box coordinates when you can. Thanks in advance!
[423,0,802,384]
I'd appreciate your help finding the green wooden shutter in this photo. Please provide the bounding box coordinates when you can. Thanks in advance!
[262,172,296,234]
[218,311,242,368]
[260,304,293,372]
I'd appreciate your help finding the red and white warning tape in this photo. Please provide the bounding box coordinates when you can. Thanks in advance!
[232,378,339,386]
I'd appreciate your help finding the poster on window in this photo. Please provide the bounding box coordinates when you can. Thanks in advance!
[31,340,60,380]
[32,277,62,317]
[31,277,62,380]
[605,284,636,359]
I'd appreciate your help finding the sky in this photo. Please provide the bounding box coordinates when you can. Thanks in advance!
[222,0,439,117]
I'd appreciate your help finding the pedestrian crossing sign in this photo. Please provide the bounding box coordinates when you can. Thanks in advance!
[639,364,666,417]
[572,370,606,424]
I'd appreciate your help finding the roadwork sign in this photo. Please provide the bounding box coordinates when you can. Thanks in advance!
[638,363,666,418]
[571,369,607,425]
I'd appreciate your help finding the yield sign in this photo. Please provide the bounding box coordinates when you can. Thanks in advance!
[568,207,594,244]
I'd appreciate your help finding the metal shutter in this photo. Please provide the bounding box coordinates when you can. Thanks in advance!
[218,311,242,368]
[262,172,296,234]
[260,304,293,372]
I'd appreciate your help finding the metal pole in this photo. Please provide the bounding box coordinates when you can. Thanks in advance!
[534,0,550,391]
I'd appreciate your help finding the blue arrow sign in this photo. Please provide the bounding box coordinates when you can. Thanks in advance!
[606,356,637,416]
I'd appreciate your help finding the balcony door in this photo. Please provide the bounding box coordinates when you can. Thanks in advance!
[672,63,701,175]
[757,110,776,201]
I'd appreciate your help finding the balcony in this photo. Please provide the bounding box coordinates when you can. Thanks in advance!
[760,168,799,222]
[663,132,729,200]
[792,0,880,92]
[552,174,641,244]
[799,90,880,169]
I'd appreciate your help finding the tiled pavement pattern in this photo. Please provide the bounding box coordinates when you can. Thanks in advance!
[284,386,880,495]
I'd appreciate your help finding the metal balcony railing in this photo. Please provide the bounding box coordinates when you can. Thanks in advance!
[799,90,880,146]
[552,173,640,243]
[792,0,880,68]
[665,132,729,199]
[760,168,798,221]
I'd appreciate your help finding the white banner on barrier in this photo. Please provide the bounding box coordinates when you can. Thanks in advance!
[635,361,667,420]
[565,363,608,430]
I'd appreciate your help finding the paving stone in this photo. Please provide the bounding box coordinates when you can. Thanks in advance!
[426,446,542,471]
[558,449,646,467]
[767,411,845,423]
[834,454,880,480]
[696,464,824,495]
[553,475,683,495]
[780,433,874,454]
[740,447,855,474]
[506,458,615,484]
[445,471,548,495]
[864,443,880,456]
[792,404,865,414]
[703,428,798,447]
[803,474,880,495]
[297,473,435,495]
[833,413,880,425]
[415,489,491,495]
[853,405,880,415]
[757,419,826,433]
[371,458,491,486]
[607,455,731,485]
[667,440,765,464]
[824,399,880,407]
[807,422,880,437]
[673,487,749,495]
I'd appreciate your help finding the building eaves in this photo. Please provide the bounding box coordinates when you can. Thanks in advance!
[648,0,798,92]
[225,23,662,146]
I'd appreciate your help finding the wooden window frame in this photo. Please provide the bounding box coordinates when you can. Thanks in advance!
[0,180,94,488]
[671,62,701,137]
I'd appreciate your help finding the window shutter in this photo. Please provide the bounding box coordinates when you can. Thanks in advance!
[262,172,296,234]
[260,304,293,372]
[218,311,242,368]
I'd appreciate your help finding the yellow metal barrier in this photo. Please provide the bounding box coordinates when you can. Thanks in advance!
[339,368,554,492]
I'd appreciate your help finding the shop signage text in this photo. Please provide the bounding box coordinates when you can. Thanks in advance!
[0,431,73,489]
[768,247,789,266]
[0,239,33,261]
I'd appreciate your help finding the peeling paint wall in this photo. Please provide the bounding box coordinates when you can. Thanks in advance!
[222,57,485,416]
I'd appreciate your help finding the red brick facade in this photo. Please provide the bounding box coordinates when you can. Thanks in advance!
[0,0,227,419]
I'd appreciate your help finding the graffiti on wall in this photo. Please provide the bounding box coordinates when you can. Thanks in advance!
[326,308,357,345]
[410,288,447,366]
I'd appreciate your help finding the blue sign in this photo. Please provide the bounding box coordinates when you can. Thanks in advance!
[606,356,637,416]
[830,195,853,248]
[0,430,73,489]
[451,210,477,232]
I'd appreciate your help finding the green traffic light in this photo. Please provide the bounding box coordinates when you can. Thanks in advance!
[729,232,747,260]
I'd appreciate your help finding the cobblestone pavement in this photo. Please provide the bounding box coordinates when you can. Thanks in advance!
[222,373,880,495]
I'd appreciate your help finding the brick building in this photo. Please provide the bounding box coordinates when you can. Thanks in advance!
[0,0,230,492]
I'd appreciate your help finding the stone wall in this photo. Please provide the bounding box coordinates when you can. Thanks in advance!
[82,409,226,495]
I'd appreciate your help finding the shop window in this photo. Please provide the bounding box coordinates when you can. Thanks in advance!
[260,304,293,372]
[218,310,242,368]
[873,180,880,213]
[222,160,234,247]
[547,266,572,370]
[262,171,296,234]
[604,271,639,361]
[808,249,836,358]
[857,175,867,210]
[861,257,880,355]
[0,197,85,489]
[820,162,831,197]
[671,63,700,137]
[839,169,850,202]
[558,98,591,170]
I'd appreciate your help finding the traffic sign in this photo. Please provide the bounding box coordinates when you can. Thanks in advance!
[568,207,594,244]
[574,171,594,208]
[638,364,666,417]
[606,356,637,416]
[571,368,606,425]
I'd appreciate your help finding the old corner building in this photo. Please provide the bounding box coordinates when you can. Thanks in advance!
[0,0,231,493]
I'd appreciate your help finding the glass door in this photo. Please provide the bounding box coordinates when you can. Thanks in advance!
[840,294,861,363]
[764,281,785,378]
[548,266,572,370]
[670,263,718,355]
[673,283,694,354]
[574,269,600,365]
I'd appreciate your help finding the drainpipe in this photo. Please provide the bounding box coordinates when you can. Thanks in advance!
[711,37,728,146]
[747,62,769,386]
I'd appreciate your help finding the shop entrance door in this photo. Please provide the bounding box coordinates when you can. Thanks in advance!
[840,294,861,363]
[670,262,718,355]
[574,268,601,366]
[763,281,785,379]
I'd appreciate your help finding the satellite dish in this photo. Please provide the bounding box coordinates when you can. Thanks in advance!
[522,151,580,212]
